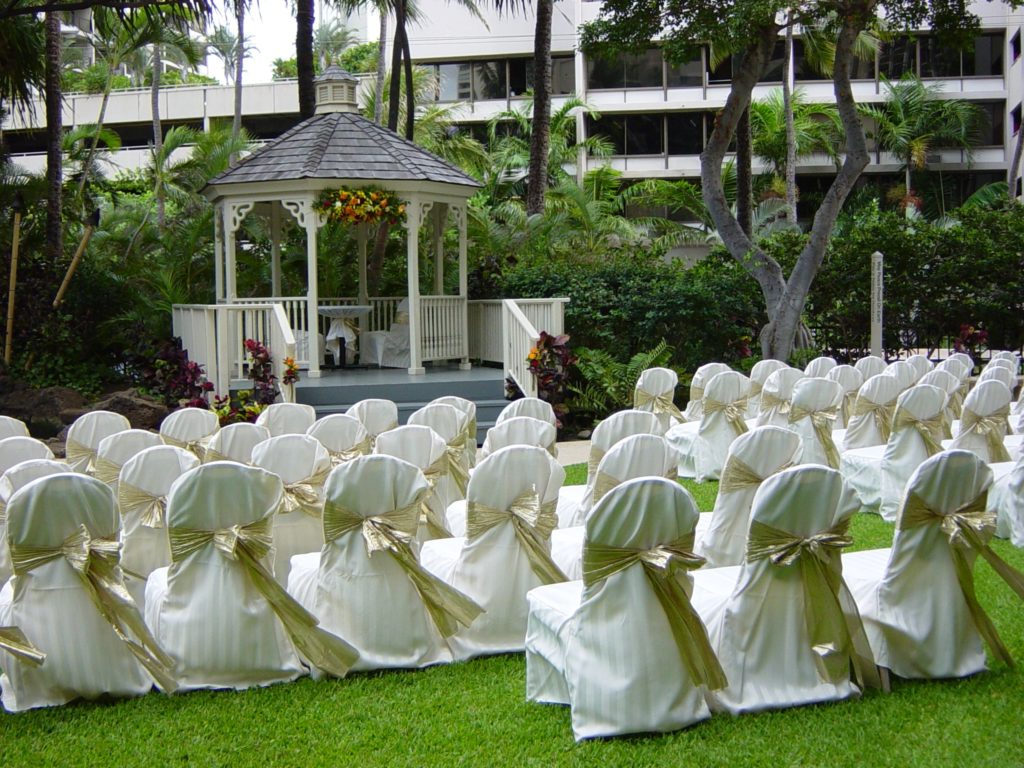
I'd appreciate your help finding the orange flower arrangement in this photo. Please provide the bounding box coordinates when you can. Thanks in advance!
[317,187,407,226]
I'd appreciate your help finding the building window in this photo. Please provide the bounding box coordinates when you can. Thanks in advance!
[759,41,787,83]
[508,58,530,96]
[473,61,506,100]
[436,62,473,101]
[587,115,626,154]
[919,35,960,78]
[666,112,705,154]
[1012,31,1021,61]
[588,49,663,89]
[666,51,703,87]
[587,114,664,155]
[975,101,1005,146]
[587,53,626,89]
[1012,103,1022,135]
[552,57,576,94]
[879,37,917,79]
[707,51,732,84]
[962,32,1004,77]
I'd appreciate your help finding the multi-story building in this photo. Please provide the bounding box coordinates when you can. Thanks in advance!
[4,0,1023,206]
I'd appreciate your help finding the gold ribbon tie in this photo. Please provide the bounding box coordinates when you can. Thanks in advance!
[169,515,359,677]
[759,390,790,418]
[445,431,470,497]
[467,487,565,584]
[900,490,1024,668]
[92,456,124,486]
[420,453,453,538]
[719,455,794,494]
[0,626,46,667]
[790,404,841,468]
[634,389,684,422]
[322,497,483,638]
[279,466,330,518]
[327,436,372,467]
[959,405,1012,463]
[119,481,168,529]
[746,518,881,690]
[11,524,178,690]
[704,396,750,437]
[163,434,211,461]
[585,446,607,486]
[65,438,98,474]
[893,407,945,457]
[852,397,894,443]
[583,533,727,690]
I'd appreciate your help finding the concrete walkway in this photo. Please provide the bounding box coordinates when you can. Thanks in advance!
[555,440,591,466]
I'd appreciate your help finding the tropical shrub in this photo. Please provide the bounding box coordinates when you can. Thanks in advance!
[567,340,677,423]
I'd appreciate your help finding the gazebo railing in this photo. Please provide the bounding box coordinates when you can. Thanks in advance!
[468,298,570,363]
[173,303,296,400]
[419,296,467,362]
[502,300,540,398]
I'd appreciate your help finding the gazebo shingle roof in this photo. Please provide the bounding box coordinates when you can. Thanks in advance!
[206,111,481,189]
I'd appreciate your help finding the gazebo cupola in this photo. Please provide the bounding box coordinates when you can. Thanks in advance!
[201,69,482,377]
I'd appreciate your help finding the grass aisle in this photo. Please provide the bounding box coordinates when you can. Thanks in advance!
[1,465,1021,767]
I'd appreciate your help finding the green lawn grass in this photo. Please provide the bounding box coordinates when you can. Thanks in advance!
[1,466,1021,767]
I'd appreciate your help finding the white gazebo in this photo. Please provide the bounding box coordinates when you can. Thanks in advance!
[200,66,481,377]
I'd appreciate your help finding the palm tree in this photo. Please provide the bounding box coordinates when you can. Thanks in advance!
[314,18,357,70]
[44,11,63,263]
[0,15,45,124]
[749,88,843,178]
[859,73,985,197]
[204,24,247,85]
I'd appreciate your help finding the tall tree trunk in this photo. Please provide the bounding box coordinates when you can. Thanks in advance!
[783,13,797,225]
[152,44,165,229]
[401,21,414,140]
[233,2,244,139]
[44,11,63,264]
[76,66,114,201]
[386,0,404,131]
[296,0,315,119]
[374,9,387,124]
[735,107,753,237]
[525,0,552,216]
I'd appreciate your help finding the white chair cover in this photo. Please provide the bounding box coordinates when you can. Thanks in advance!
[375,424,452,541]
[698,426,803,568]
[1,474,168,710]
[118,445,200,605]
[255,402,317,437]
[0,416,29,440]
[551,434,679,580]
[431,395,478,467]
[682,362,731,421]
[949,352,975,374]
[992,457,1024,546]
[0,459,68,586]
[788,377,843,468]
[985,357,1018,373]
[64,410,131,473]
[841,384,946,519]
[756,367,805,427]
[691,465,873,714]
[347,398,399,444]
[409,403,471,508]
[144,462,313,690]
[842,374,901,451]
[937,357,970,382]
[0,437,53,475]
[978,365,1015,393]
[287,454,481,670]
[919,368,962,436]
[420,445,566,659]
[885,360,917,392]
[633,367,683,430]
[159,407,219,460]
[496,397,556,427]
[669,371,751,481]
[558,409,662,526]
[526,478,720,740]
[251,434,332,583]
[905,353,933,382]
[478,416,557,462]
[746,359,789,418]
[804,356,837,378]
[203,421,270,464]
[991,350,1020,363]
[854,355,886,380]
[949,379,1013,463]
[93,429,162,490]
[842,450,1013,678]
[826,364,864,428]
[306,414,371,466]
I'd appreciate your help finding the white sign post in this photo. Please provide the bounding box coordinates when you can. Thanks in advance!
[870,251,884,358]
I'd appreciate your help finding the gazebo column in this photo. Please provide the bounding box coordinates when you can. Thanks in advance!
[357,223,368,305]
[213,202,224,301]
[454,203,471,371]
[270,202,282,297]
[224,200,254,301]
[283,197,322,377]
[405,196,429,375]
[432,203,447,294]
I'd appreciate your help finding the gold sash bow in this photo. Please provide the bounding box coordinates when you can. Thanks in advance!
[445,431,471,497]
[634,389,684,422]
[420,453,453,538]
[92,456,124,486]
[0,625,46,667]
[11,524,178,690]
[322,498,483,637]
[900,491,1024,668]
[839,391,856,426]
[202,447,231,464]
[892,407,945,457]
[168,515,359,676]
[593,467,678,506]
[719,455,794,494]
[789,405,840,469]
[583,533,727,690]
[65,438,98,474]
[959,406,1012,463]
[162,434,211,461]
[464,418,478,467]
[852,397,894,443]
[759,390,790,418]
[327,436,372,467]
[746,519,881,689]
[279,466,330,518]
[585,447,607,485]
[704,397,750,437]
[119,480,168,529]
[467,487,565,584]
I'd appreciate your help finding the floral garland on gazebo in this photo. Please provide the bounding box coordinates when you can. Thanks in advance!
[316,187,407,226]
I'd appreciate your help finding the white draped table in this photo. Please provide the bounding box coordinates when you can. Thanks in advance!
[319,305,372,365]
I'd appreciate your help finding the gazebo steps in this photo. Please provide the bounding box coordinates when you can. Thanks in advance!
[286,365,509,443]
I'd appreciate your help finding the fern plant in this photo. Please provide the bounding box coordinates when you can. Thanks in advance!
[567,340,676,422]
